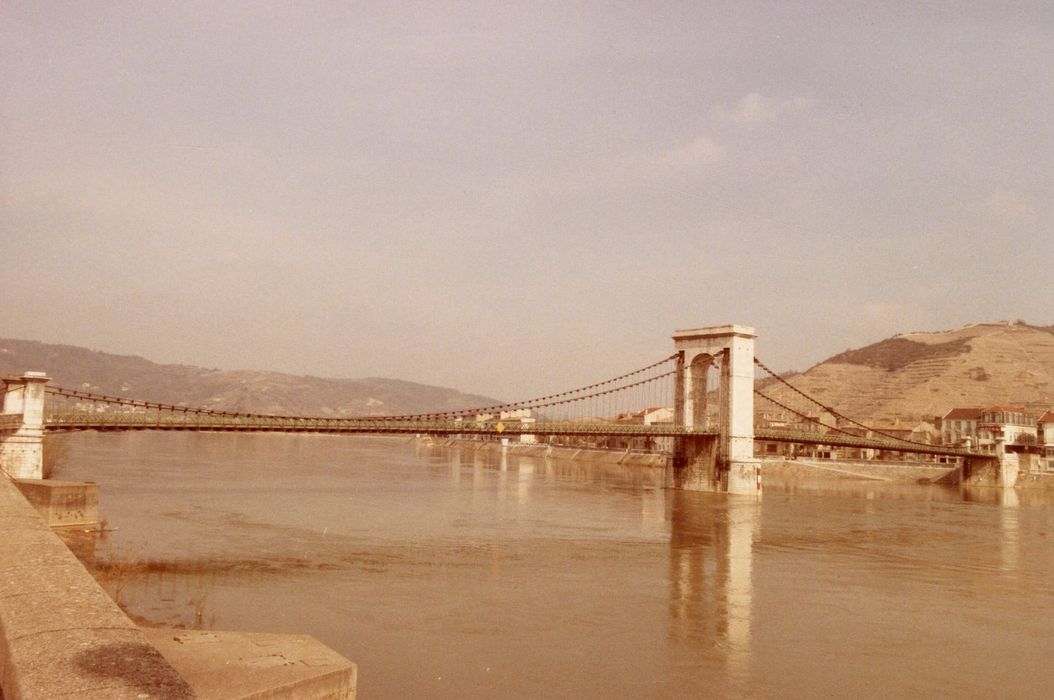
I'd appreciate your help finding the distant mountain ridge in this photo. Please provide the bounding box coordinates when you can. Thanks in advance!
[6,321,1053,424]
[0,338,501,417]
[763,322,1054,423]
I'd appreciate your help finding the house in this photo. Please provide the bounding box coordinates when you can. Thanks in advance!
[795,410,837,434]
[605,407,674,451]
[642,407,674,426]
[1039,409,1054,471]
[754,409,840,459]
[611,406,674,426]
[940,408,983,446]
[754,415,940,462]
[909,420,940,446]
[467,408,536,443]
[976,406,1038,454]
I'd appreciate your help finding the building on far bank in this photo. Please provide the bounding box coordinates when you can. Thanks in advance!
[940,407,983,446]
[603,407,674,452]
[754,409,837,458]
[977,406,1038,454]
[1040,409,1054,471]
[461,408,537,443]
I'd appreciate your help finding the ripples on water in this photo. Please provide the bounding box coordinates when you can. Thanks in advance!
[52,432,1054,699]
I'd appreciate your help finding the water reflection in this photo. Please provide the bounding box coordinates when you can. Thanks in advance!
[516,457,535,506]
[51,433,1054,699]
[1000,497,1021,572]
[640,488,666,537]
[963,485,1021,507]
[963,486,1023,573]
[668,491,759,681]
[768,480,967,503]
[448,448,461,483]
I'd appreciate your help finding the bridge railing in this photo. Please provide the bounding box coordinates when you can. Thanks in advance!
[750,355,990,460]
[43,412,716,438]
[755,427,980,459]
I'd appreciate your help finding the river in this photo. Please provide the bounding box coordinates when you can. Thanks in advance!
[51,432,1054,699]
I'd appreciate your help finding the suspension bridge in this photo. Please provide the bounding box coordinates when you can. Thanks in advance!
[0,325,991,493]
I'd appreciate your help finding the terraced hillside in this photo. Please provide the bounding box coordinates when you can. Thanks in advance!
[761,322,1054,423]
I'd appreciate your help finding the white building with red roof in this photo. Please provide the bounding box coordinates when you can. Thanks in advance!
[977,405,1038,454]
[1040,409,1054,470]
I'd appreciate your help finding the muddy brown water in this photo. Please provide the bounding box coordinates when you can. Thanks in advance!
[51,432,1054,699]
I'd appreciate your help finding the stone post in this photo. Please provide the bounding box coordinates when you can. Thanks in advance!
[0,372,50,479]
[723,333,761,495]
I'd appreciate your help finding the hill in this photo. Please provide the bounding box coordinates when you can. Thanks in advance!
[761,322,1054,423]
[0,339,501,417]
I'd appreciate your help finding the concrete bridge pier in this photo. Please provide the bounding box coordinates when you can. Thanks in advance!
[669,326,761,496]
[0,372,49,480]
[669,434,722,490]
[962,453,1008,487]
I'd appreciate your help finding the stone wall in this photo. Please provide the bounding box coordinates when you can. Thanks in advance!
[761,458,961,484]
[0,475,194,699]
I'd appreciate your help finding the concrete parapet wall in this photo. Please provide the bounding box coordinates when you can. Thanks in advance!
[0,474,194,699]
[762,458,960,484]
[1015,472,1054,490]
[143,630,356,700]
[0,475,357,699]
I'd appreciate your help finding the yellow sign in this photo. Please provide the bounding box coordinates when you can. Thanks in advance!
[495,422,505,433]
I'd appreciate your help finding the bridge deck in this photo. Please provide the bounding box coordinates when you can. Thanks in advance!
[43,413,715,439]
[755,428,981,458]
[38,413,984,459]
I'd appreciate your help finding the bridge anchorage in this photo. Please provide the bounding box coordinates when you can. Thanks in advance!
[1,324,1001,492]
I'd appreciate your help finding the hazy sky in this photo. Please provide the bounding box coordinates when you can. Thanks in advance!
[2,2,1052,399]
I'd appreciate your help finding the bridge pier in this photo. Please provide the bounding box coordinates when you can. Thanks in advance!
[669,326,760,495]
[962,450,1021,488]
[669,434,722,490]
[0,372,49,480]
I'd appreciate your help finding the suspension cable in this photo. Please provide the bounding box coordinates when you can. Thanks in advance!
[45,386,243,416]
[754,388,892,442]
[463,371,676,418]
[753,356,939,449]
[390,354,678,420]
[45,385,356,423]
[44,354,678,423]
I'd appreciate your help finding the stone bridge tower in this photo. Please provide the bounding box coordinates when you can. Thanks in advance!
[670,325,760,494]
[0,372,49,479]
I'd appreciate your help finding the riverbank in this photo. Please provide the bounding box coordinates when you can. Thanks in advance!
[760,457,961,485]
[0,473,194,698]
[413,437,968,485]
